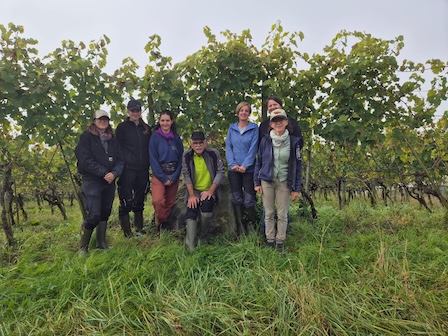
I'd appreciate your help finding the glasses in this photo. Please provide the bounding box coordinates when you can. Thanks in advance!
[129,108,141,113]
[192,141,204,146]
[96,117,110,121]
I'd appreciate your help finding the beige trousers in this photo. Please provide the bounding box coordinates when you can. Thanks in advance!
[261,178,290,243]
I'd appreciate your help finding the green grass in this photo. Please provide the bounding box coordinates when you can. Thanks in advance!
[0,200,447,335]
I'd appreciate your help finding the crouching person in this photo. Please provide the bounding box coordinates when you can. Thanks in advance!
[75,109,124,254]
[182,131,224,250]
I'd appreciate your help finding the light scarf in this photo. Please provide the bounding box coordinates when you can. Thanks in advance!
[270,129,289,147]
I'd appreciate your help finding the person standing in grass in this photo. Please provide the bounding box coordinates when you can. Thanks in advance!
[258,96,304,234]
[182,131,224,250]
[116,99,151,237]
[149,110,184,233]
[75,109,124,254]
[225,102,258,236]
[254,108,302,252]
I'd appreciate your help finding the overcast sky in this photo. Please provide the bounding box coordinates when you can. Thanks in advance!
[1,0,447,73]
[1,0,447,115]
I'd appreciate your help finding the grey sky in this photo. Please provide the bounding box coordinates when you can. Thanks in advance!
[1,0,448,116]
[1,0,447,72]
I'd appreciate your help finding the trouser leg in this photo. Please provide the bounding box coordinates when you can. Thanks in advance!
[261,180,276,243]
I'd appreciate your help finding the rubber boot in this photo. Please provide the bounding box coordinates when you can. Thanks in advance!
[134,211,146,235]
[159,222,170,235]
[198,212,213,246]
[232,204,244,236]
[185,219,198,250]
[119,214,134,238]
[79,225,93,254]
[96,221,109,249]
[243,206,256,234]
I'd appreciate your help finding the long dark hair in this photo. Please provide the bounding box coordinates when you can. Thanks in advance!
[154,109,177,134]
[88,123,115,138]
[265,96,283,107]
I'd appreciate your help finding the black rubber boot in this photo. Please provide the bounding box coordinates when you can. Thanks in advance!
[119,214,134,238]
[96,221,109,249]
[79,225,93,254]
[134,211,146,235]
[243,206,256,234]
[232,203,244,236]
[159,222,170,235]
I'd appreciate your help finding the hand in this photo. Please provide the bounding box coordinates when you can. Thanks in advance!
[187,195,199,208]
[238,166,246,173]
[231,165,239,171]
[291,191,299,201]
[104,172,115,184]
[164,180,173,186]
[200,190,213,201]
[254,186,262,194]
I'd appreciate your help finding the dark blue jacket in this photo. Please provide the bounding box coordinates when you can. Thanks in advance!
[254,134,302,192]
[149,132,184,184]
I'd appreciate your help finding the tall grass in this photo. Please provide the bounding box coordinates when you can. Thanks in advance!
[0,200,447,335]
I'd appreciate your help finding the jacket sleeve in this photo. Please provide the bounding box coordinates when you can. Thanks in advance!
[111,141,125,178]
[294,141,302,192]
[170,136,184,183]
[149,135,168,183]
[181,151,193,186]
[241,125,259,169]
[212,149,224,187]
[75,133,108,178]
[253,140,263,187]
[225,128,237,169]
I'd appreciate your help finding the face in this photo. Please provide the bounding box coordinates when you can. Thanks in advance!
[127,108,142,123]
[238,105,251,122]
[267,99,282,112]
[190,139,206,155]
[270,118,288,133]
[94,116,110,131]
[159,113,174,133]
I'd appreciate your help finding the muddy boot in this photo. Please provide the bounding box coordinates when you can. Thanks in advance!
[119,214,134,238]
[96,221,109,249]
[134,211,146,235]
[243,206,256,234]
[79,225,93,254]
[232,204,244,236]
[185,219,198,250]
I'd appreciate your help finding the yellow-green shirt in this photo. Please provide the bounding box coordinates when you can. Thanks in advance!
[193,153,212,191]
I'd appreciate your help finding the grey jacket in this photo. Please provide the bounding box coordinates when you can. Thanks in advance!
[182,147,225,203]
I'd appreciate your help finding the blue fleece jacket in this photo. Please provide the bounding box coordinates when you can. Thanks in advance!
[149,132,184,183]
[225,122,259,173]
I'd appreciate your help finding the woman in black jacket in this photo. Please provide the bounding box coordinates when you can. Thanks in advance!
[75,109,124,253]
[116,99,151,237]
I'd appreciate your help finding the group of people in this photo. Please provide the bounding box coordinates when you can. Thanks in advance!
[75,96,303,254]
